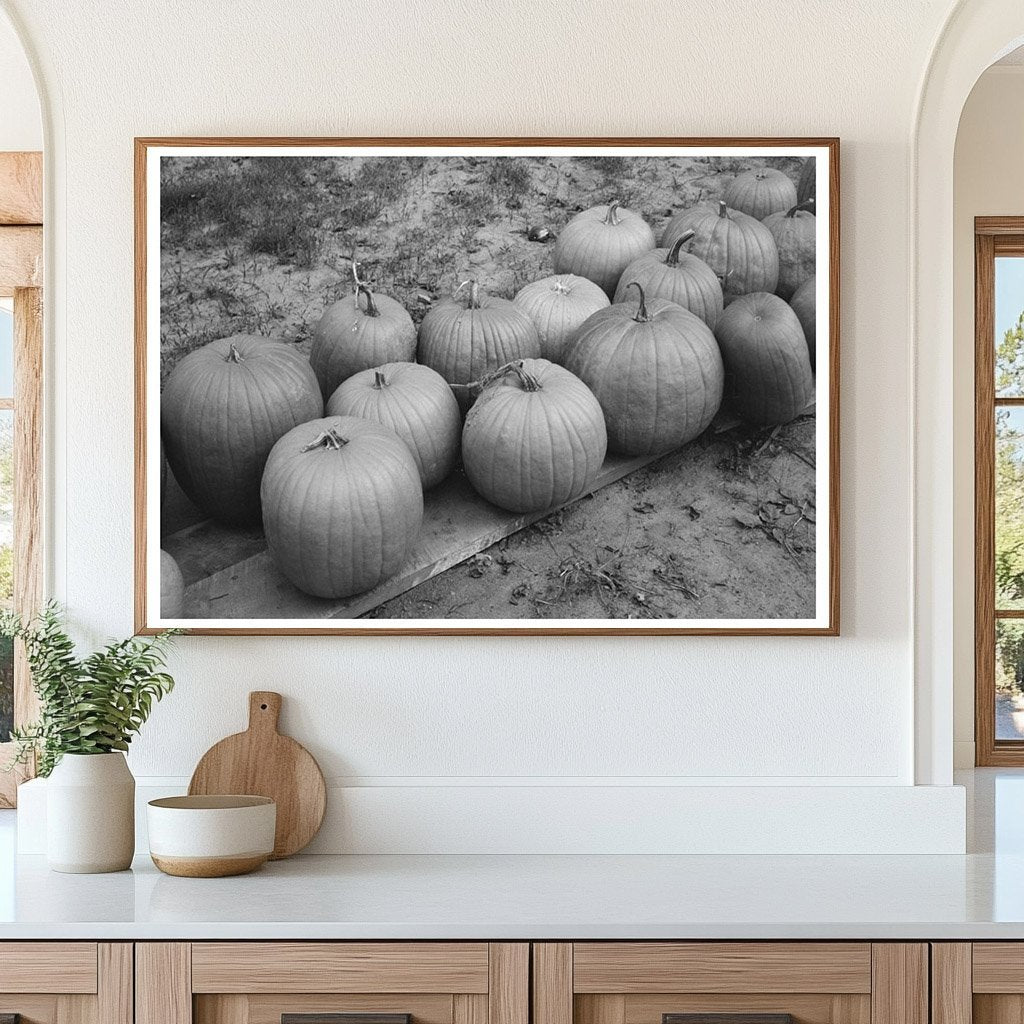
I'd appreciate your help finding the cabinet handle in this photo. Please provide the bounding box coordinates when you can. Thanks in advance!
[283,1015,411,1024]
[664,1016,794,1024]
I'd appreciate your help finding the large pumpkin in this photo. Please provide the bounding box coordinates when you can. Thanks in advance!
[797,158,816,205]
[261,416,423,599]
[418,281,541,412]
[714,292,814,425]
[161,335,323,525]
[553,200,656,296]
[613,232,724,328]
[564,283,724,455]
[310,285,416,400]
[789,275,816,369]
[512,274,609,362]
[160,550,185,619]
[326,361,461,489]
[462,359,607,513]
[763,200,816,300]
[723,167,798,220]
[661,201,779,304]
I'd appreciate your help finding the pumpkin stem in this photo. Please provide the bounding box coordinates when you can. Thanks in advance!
[351,260,363,291]
[665,231,695,267]
[226,343,244,363]
[453,279,481,309]
[603,201,622,226]
[786,198,815,218]
[627,282,651,322]
[373,370,389,389]
[717,200,729,219]
[301,427,350,453]
[357,284,380,318]
[509,360,542,392]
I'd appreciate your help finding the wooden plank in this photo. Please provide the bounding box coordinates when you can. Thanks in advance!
[98,945,133,1024]
[575,996,624,1024]
[0,943,97,993]
[453,995,487,1024]
[973,944,1024,992]
[0,998,58,1024]
[623,994,869,1024]
[191,942,489,994]
[870,945,927,1024]
[0,153,42,225]
[489,944,528,1024]
[0,226,42,295]
[195,996,248,1024]
[241,996,452,1024]
[534,945,572,1024]
[931,945,972,1024]
[178,452,661,620]
[573,943,872,995]
[136,943,192,1024]
[973,995,1024,1024]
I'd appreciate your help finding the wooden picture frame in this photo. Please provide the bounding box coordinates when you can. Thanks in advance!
[136,137,840,636]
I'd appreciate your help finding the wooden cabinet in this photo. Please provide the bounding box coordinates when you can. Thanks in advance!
[532,944,928,1024]
[0,943,132,1024]
[136,944,528,1024]
[932,943,1024,1024]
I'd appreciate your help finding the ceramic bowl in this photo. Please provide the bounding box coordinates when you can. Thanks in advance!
[147,795,276,877]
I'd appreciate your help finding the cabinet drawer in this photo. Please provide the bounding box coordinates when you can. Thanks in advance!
[0,942,98,994]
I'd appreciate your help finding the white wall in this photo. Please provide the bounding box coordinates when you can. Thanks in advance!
[1,0,974,851]
[952,65,1024,767]
[0,10,39,151]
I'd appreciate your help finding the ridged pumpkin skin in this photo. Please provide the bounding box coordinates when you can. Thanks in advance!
[564,284,724,456]
[161,335,323,525]
[763,201,816,300]
[512,274,609,362]
[714,292,814,425]
[553,201,657,296]
[326,362,461,489]
[417,282,541,412]
[613,233,724,328]
[723,167,798,220]
[797,158,816,205]
[789,275,816,369]
[310,286,416,400]
[660,201,779,305]
[261,416,423,600]
[462,359,608,514]
[160,550,185,619]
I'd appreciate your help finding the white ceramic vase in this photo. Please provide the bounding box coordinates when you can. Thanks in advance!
[46,752,135,873]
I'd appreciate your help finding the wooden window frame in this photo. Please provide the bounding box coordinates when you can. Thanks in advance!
[0,151,43,806]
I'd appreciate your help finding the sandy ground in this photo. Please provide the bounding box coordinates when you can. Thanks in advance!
[159,153,818,621]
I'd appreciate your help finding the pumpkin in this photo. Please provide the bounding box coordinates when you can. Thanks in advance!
[763,200,816,300]
[310,284,416,400]
[790,275,816,369]
[462,359,607,513]
[418,281,541,412]
[723,167,798,220]
[161,335,323,525]
[513,274,609,362]
[261,416,423,599]
[714,292,814,425]
[160,550,185,619]
[326,362,461,490]
[160,440,168,510]
[613,231,724,328]
[660,201,779,304]
[797,157,815,205]
[564,283,724,455]
[553,200,657,296]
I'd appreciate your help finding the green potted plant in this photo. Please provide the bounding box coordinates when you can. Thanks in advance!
[2,603,178,873]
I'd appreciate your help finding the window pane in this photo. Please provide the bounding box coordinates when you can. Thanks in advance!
[998,620,1024,740]
[996,256,1024,396]
[0,305,12,399]
[997,407,1024,609]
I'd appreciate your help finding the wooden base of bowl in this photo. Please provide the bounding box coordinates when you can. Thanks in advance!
[151,853,268,878]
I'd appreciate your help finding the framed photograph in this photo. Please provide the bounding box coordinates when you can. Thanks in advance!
[135,137,839,635]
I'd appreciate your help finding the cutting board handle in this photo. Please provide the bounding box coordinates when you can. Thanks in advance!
[248,691,282,734]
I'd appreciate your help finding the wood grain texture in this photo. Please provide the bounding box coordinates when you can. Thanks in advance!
[453,995,487,1024]
[972,943,1024,992]
[488,944,528,1024]
[243,995,450,1024]
[663,1016,792,1024]
[0,152,42,225]
[134,135,840,637]
[196,994,248,1024]
[0,943,97,993]
[573,943,871,994]
[0,226,42,294]
[0,999,58,1024]
[97,945,132,1024]
[869,945,927,1024]
[136,943,192,1024]
[623,994,869,1024]
[282,1016,410,1024]
[188,690,326,859]
[973,995,1024,1024]
[191,943,489,994]
[931,945,971,1024]
[534,944,572,1024]
[576,995,626,1024]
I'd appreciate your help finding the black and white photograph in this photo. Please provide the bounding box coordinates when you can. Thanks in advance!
[137,140,838,634]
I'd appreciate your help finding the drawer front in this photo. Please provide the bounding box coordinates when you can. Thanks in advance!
[0,942,99,994]
[938,942,1024,1024]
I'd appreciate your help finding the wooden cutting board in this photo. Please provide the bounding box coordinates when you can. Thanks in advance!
[188,691,326,859]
